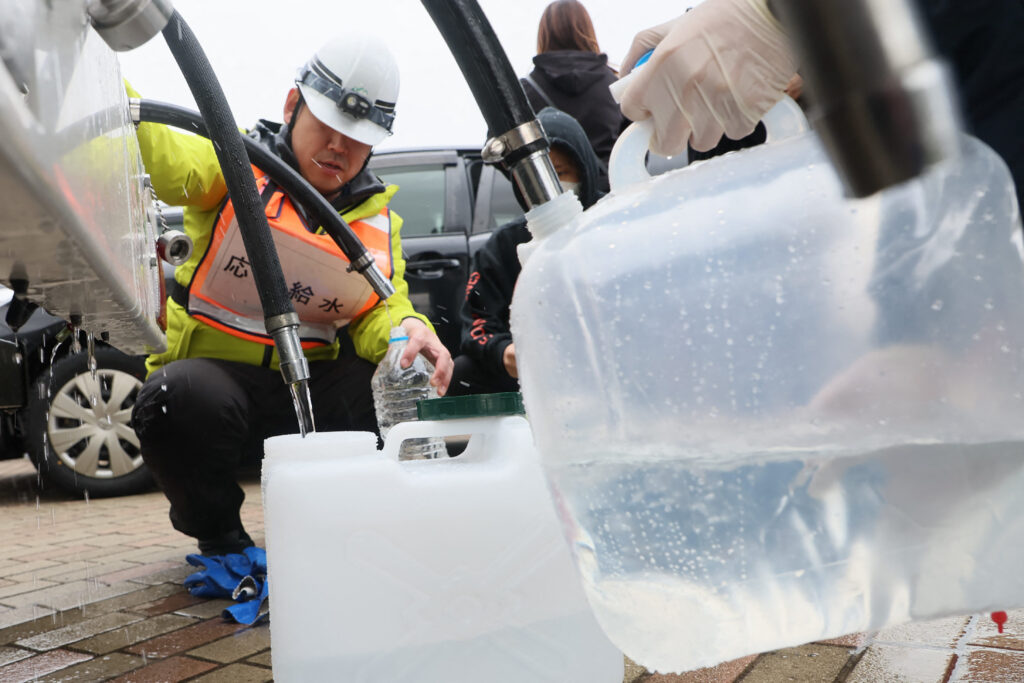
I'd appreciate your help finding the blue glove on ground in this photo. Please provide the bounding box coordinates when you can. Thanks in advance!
[183,547,269,625]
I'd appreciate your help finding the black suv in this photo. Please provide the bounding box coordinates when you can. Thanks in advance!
[368,147,519,353]
[0,149,518,497]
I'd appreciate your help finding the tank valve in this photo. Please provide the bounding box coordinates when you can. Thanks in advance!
[156,230,193,266]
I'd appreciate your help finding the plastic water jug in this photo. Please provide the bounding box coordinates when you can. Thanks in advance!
[261,394,623,682]
[510,107,1024,673]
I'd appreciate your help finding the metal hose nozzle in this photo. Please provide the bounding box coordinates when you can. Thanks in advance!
[772,0,962,197]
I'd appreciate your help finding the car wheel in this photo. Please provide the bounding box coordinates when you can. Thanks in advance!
[26,346,153,497]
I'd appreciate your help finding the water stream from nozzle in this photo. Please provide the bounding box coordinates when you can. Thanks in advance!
[289,380,314,437]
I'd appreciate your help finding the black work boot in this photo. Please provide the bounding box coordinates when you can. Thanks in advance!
[197,528,254,556]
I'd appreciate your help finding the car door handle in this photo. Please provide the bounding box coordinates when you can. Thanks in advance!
[407,258,461,273]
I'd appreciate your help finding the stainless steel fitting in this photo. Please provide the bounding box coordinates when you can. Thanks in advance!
[87,0,174,51]
[156,230,193,266]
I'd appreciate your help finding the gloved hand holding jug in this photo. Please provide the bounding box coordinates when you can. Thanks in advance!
[618,0,796,156]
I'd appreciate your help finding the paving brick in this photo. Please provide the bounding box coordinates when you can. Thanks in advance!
[0,579,58,601]
[740,644,849,683]
[187,625,271,664]
[815,632,871,648]
[1,577,140,610]
[77,582,183,617]
[624,656,647,683]
[0,559,61,577]
[875,616,970,649]
[3,560,107,584]
[73,613,196,655]
[126,619,244,658]
[643,654,758,682]
[0,608,84,645]
[246,651,272,668]
[174,599,234,620]
[958,647,1024,682]
[36,651,144,682]
[14,544,120,564]
[0,646,33,666]
[0,604,55,631]
[16,611,143,651]
[130,590,205,617]
[846,643,953,683]
[107,654,218,682]
[968,609,1024,651]
[8,560,140,585]
[96,561,181,585]
[0,648,93,683]
[190,662,274,682]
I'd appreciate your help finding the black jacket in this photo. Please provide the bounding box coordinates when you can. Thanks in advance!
[458,107,604,377]
[920,0,1024,213]
[523,51,626,191]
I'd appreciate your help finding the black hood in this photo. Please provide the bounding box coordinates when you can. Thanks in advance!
[532,51,613,96]
[536,106,603,209]
[249,119,385,213]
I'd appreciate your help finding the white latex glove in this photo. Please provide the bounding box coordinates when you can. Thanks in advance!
[619,0,796,155]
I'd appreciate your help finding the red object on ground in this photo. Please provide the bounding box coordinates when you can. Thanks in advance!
[992,611,1008,633]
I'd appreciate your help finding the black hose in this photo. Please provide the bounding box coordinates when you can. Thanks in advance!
[161,11,292,320]
[420,0,535,136]
[136,99,371,267]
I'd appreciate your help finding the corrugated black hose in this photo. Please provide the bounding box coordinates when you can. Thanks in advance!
[420,0,561,207]
[160,10,314,434]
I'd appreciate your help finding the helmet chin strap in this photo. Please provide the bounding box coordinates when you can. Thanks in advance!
[282,91,305,149]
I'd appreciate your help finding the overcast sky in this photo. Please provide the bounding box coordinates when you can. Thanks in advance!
[117,0,688,151]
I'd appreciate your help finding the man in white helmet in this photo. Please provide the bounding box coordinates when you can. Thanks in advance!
[130,35,452,557]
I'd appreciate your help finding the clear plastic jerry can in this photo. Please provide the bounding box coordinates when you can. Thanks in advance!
[510,101,1024,672]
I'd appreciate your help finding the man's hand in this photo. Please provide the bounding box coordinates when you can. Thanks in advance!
[502,342,518,379]
[399,317,453,396]
[619,0,796,155]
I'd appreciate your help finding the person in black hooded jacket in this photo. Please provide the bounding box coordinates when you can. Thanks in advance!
[448,107,604,396]
[521,0,626,192]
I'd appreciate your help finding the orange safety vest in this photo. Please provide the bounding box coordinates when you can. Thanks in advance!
[183,168,393,347]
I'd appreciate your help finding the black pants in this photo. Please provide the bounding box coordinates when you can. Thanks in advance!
[446,354,519,397]
[132,355,378,550]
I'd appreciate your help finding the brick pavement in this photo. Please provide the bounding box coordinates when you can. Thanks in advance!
[2,456,1024,682]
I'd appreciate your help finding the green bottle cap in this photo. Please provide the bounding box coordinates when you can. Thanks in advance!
[417,392,525,420]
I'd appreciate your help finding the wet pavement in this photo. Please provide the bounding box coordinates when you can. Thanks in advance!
[2,456,1024,682]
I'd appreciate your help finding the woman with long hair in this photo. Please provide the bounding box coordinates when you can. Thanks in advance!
[522,0,625,191]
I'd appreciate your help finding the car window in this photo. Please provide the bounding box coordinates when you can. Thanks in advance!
[374,165,446,237]
[483,171,521,232]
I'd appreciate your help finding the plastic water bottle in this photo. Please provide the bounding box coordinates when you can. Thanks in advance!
[371,328,446,460]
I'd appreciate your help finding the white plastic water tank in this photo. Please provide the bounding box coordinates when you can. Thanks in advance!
[262,394,623,682]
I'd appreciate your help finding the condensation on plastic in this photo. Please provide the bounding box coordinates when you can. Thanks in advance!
[0,0,163,352]
[511,120,1024,673]
[262,417,624,682]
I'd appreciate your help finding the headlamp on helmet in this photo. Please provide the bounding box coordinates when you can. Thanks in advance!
[297,58,395,135]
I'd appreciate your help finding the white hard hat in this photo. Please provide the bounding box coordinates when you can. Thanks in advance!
[296,35,399,146]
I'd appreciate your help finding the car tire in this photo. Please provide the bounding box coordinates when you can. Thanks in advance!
[26,346,153,497]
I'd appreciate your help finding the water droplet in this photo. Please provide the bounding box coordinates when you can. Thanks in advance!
[931,300,944,311]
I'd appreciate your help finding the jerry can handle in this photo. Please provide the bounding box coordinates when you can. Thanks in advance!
[608,95,809,192]
[380,416,518,461]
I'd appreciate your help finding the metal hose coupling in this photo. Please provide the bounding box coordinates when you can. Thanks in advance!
[266,313,315,435]
[482,120,563,210]
[88,0,174,51]
[348,253,396,301]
